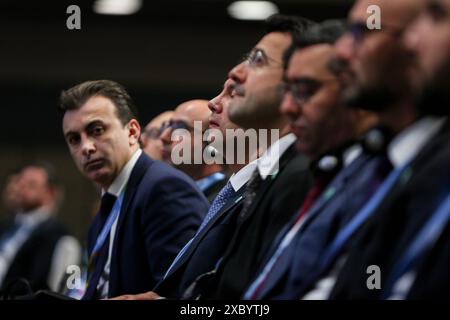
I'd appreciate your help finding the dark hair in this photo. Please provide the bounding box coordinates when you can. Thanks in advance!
[26,161,59,188]
[264,14,316,44]
[283,19,347,69]
[58,80,139,125]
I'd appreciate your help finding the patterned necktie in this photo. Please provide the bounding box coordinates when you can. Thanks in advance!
[239,169,263,222]
[163,181,236,278]
[197,181,235,233]
[83,192,117,300]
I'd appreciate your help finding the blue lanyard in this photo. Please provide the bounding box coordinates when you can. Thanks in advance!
[90,192,124,258]
[383,192,450,298]
[319,161,410,272]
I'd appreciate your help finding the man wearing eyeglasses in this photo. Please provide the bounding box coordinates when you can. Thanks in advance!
[140,110,173,161]
[242,20,385,300]
[159,99,227,202]
[330,0,450,300]
[196,14,316,300]
[297,0,442,300]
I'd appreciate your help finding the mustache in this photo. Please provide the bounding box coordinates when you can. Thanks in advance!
[234,84,246,96]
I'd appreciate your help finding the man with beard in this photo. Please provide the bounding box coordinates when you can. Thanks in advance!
[321,0,450,299]
[366,0,450,299]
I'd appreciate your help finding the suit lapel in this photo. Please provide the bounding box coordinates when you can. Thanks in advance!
[239,145,298,224]
[108,153,153,295]
[298,153,372,233]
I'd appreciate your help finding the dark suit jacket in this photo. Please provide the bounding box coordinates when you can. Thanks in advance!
[330,120,450,300]
[0,217,74,296]
[86,153,209,298]
[154,186,246,298]
[201,145,312,299]
[248,152,378,299]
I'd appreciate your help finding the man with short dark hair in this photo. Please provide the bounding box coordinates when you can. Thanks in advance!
[198,14,315,299]
[0,163,80,296]
[59,79,209,299]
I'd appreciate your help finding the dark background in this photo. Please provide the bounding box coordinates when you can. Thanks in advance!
[0,0,353,240]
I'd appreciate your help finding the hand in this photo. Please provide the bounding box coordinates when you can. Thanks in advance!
[108,291,164,300]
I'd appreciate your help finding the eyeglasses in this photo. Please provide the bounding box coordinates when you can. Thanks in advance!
[280,77,338,105]
[347,21,404,44]
[241,48,283,68]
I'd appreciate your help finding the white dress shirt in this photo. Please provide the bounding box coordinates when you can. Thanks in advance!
[97,148,142,298]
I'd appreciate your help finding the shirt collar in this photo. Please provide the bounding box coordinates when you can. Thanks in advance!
[229,159,259,192]
[388,116,446,168]
[15,207,52,228]
[343,144,363,167]
[106,149,142,197]
[257,133,297,179]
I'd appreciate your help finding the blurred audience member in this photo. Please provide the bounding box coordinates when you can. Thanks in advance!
[0,163,81,297]
[141,110,173,161]
[160,99,227,202]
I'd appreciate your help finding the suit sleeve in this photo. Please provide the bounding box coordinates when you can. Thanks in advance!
[140,173,209,284]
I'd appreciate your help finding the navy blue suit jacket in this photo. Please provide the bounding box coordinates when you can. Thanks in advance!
[86,153,209,298]
[154,186,246,298]
[248,152,378,299]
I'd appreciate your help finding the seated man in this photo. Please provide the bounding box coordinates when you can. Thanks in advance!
[0,163,80,296]
[59,80,209,299]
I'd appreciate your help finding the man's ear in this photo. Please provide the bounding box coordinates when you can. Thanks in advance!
[128,119,141,146]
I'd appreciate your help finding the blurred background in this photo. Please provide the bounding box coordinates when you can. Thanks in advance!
[0,0,353,241]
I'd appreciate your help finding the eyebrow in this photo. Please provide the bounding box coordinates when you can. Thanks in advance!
[64,119,105,138]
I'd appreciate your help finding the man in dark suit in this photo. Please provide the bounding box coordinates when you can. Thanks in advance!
[195,15,318,300]
[242,20,383,300]
[59,80,209,299]
[330,0,450,299]
[159,99,227,202]
[264,0,445,300]
[109,78,258,300]
[0,163,80,296]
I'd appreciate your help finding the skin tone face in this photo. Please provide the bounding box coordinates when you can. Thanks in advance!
[227,32,292,130]
[63,96,140,189]
[16,167,53,212]
[141,111,174,161]
[160,100,211,165]
[208,79,240,138]
[281,45,356,160]
[335,0,424,108]
[404,0,450,90]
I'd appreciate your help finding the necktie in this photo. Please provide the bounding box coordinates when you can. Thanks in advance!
[383,193,450,299]
[164,181,236,278]
[83,192,117,300]
[295,176,330,223]
[244,175,330,299]
[239,169,263,222]
[198,181,235,233]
